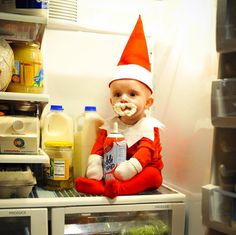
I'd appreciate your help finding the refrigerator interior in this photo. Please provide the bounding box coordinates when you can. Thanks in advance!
[41,2,218,234]
[0,1,220,235]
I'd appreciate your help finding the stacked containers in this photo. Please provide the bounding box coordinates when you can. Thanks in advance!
[73,106,104,179]
[41,105,74,190]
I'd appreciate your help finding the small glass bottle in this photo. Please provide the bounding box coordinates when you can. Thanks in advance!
[43,141,74,190]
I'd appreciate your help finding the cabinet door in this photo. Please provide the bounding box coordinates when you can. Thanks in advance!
[51,203,185,235]
[0,208,48,235]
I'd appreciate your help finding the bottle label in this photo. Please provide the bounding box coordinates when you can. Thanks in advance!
[12,60,44,87]
[47,157,69,180]
[103,140,126,180]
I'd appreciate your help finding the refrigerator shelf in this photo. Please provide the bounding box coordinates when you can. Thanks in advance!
[0,12,47,44]
[0,148,49,164]
[0,92,49,102]
[0,12,47,24]
[202,184,236,235]
[0,184,185,209]
[0,92,49,117]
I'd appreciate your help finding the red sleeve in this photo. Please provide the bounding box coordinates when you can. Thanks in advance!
[90,129,107,156]
[132,128,163,169]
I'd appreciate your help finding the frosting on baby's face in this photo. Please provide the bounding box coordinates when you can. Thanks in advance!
[113,102,137,117]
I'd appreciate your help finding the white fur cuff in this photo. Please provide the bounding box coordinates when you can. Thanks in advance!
[129,158,142,173]
[87,154,102,165]
[86,154,103,180]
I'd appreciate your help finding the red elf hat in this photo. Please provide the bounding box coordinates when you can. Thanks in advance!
[109,15,153,93]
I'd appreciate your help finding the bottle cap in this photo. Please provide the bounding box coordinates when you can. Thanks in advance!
[85,106,96,111]
[50,105,64,111]
[112,122,119,133]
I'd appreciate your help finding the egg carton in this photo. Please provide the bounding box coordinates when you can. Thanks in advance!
[0,165,36,198]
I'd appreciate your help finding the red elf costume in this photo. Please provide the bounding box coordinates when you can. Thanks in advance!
[75,16,164,198]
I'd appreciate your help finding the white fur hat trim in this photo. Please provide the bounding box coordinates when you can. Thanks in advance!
[110,64,153,93]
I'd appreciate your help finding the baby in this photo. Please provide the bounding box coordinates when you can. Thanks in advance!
[75,16,164,198]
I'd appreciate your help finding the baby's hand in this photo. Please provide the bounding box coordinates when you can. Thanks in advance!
[114,158,142,181]
[86,154,103,180]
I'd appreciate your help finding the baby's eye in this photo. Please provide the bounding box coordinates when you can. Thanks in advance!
[130,92,137,97]
[114,92,122,97]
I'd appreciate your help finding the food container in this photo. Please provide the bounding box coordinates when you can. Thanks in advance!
[7,42,44,94]
[43,141,74,190]
[0,115,40,154]
[0,165,36,198]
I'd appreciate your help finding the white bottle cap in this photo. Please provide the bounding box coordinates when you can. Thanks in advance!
[113,122,119,133]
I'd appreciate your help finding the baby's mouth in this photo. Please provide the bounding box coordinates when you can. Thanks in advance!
[122,107,131,111]
[113,102,137,117]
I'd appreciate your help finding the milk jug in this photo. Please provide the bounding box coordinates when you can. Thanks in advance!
[41,105,73,149]
[73,106,104,178]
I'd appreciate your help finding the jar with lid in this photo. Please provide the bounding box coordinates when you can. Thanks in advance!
[7,42,44,94]
[43,141,74,190]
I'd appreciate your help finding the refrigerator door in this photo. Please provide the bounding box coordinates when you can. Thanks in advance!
[0,208,48,235]
[51,203,185,235]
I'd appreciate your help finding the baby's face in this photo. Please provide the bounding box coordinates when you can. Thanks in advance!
[110,79,153,125]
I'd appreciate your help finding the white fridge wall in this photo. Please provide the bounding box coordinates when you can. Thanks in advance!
[152,0,217,196]
[151,1,218,234]
[41,30,129,119]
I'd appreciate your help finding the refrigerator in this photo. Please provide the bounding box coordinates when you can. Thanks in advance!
[0,0,219,235]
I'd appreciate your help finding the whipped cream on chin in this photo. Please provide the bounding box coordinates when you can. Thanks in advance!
[113,102,137,117]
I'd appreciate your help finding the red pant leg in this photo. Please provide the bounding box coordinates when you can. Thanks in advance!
[104,167,162,198]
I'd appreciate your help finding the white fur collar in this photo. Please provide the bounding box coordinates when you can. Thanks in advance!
[100,117,165,148]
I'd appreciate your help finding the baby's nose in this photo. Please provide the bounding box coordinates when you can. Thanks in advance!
[120,94,128,103]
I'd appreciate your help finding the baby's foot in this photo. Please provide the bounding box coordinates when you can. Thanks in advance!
[104,179,119,198]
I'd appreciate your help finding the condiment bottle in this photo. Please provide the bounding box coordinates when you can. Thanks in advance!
[103,122,127,181]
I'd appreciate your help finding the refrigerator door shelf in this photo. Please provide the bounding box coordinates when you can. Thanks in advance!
[202,184,236,235]
[211,79,236,128]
